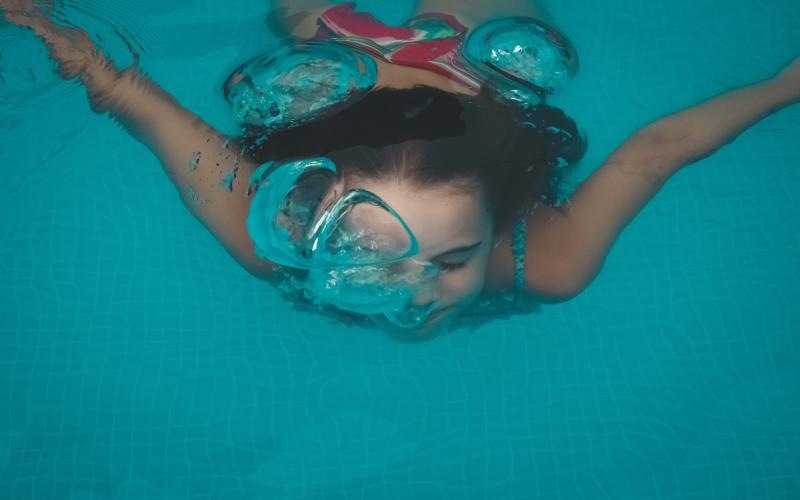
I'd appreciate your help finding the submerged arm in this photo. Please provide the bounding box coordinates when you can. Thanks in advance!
[524,59,800,300]
[2,3,275,277]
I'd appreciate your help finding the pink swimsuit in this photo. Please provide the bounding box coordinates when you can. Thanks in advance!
[312,3,484,90]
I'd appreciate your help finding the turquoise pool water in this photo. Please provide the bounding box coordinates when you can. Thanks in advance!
[1,0,798,498]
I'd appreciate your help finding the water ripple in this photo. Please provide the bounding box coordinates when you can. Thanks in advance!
[0,1,159,187]
[0,0,156,116]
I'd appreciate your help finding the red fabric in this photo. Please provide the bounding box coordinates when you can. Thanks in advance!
[318,3,417,40]
[313,3,479,88]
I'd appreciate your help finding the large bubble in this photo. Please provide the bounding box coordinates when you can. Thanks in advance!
[225,42,378,131]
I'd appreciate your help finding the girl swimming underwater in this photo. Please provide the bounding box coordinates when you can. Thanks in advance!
[3,0,798,341]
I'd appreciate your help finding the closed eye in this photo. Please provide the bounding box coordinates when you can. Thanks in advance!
[436,261,467,272]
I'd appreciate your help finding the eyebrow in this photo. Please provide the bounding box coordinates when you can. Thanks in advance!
[432,241,483,260]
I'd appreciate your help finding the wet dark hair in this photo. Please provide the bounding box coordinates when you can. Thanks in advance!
[243,85,587,231]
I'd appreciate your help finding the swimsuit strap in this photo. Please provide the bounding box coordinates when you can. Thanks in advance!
[511,210,527,300]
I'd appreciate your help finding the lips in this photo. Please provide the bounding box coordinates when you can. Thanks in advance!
[426,306,452,322]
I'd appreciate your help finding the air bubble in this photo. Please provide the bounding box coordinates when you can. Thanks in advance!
[187,151,201,172]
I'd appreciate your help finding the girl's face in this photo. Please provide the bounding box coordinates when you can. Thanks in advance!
[339,175,495,339]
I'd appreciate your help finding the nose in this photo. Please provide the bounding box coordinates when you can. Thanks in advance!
[382,261,441,328]
[410,285,439,308]
[404,259,441,306]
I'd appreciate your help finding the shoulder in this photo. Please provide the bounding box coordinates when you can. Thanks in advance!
[484,202,587,304]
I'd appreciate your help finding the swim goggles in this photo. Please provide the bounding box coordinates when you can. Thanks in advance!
[246,157,442,328]
[225,7,578,131]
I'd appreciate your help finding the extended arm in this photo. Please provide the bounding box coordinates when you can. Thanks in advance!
[524,59,800,300]
[2,2,275,277]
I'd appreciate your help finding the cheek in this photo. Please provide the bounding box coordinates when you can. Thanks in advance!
[439,261,486,300]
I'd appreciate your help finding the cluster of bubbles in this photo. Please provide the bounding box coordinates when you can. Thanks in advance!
[462,17,577,105]
[225,42,378,132]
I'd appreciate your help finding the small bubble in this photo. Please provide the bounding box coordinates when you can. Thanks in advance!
[186,187,198,203]
[269,103,280,117]
[187,151,201,172]
[220,170,236,192]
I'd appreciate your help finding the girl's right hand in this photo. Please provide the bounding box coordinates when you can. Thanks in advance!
[1,0,49,26]
[2,0,99,80]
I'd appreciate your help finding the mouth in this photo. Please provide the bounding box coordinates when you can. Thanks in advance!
[371,306,456,338]
[425,305,453,323]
